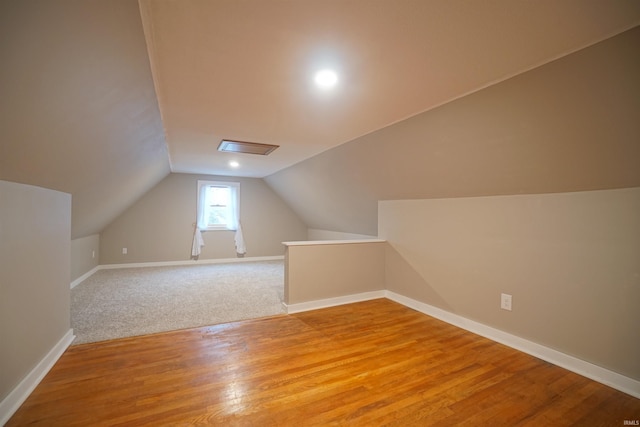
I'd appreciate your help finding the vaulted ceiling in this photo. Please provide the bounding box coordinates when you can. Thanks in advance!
[1,0,170,239]
[140,0,640,178]
[1,0,639,239]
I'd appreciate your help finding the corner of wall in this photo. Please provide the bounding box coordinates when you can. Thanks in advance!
[70,234,100,283]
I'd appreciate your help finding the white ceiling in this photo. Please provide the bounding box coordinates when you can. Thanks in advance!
[140,0,640,178]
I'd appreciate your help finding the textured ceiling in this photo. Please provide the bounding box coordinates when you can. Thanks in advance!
[140,0,640,178]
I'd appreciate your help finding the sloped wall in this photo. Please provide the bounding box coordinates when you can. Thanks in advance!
[265,27,640,236]
[100,173,307,264]
[0,0,170,239]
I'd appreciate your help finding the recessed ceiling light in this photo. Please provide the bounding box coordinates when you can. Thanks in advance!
[229,161,239,168]
[314,69,338,88]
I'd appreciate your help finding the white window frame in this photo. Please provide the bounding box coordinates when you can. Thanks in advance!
[196,180,241,231]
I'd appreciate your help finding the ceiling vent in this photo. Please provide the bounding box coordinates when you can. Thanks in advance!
[218,139,279,156]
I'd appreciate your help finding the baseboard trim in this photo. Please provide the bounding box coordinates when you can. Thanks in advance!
[70,256,286,288]
[284,290,386,314]
[70,266,100,289]
[0,329,75,425]
[385,291,640,399]
[99,255,285,270]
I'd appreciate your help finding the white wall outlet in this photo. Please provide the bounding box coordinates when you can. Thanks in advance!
[122,247,128,255]
[501,293,512,311]
[92,250,95,259]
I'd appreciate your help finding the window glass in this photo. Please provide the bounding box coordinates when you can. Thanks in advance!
[197,181,240,231]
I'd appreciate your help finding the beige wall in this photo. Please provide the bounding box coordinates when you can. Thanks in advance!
[0,181,71,401]
[70,234,100,282]
[307,229,377,241]
[284,241,385,305]
[379,187,640,380]
[100,173,307,264]
[265,27,640,236]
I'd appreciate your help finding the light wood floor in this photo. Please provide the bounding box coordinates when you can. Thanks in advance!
[8,299,640,426]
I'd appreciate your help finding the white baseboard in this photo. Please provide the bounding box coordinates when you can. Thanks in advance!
[385,291,640,399]
[70,265,100,289]
[99,255,284,270]
[284,290,386,314]
[0,329,75,425]
[69,256,286,288]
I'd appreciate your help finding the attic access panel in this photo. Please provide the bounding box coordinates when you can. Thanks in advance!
[218,139,279,155]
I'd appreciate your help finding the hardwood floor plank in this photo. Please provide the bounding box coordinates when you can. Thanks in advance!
[7,299,639,426]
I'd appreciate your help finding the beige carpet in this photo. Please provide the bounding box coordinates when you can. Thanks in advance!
[71,260,285,345]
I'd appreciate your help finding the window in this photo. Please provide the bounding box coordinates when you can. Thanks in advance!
[196,181,240,231]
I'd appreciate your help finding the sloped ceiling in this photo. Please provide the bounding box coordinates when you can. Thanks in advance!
[140,0,640,178]
[0,0,169,239]
[265,26,640,236]
[1,0,639,240]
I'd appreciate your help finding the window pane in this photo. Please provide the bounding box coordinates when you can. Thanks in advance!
[197,180,239,231]
[205,186,230,227]
[208,206,227,226]
[209,186,229,207]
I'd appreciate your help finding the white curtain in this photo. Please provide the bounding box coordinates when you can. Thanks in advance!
[227,184,240,230]
[234,223,246,255]
[227,185,246,255]
[191,226,204,257]
[196,183,208,230]
[191,184,209,259]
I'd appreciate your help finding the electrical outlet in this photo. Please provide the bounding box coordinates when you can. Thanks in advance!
[92,250,95,259]
[122,247,128,255]
[501,293,512,311]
